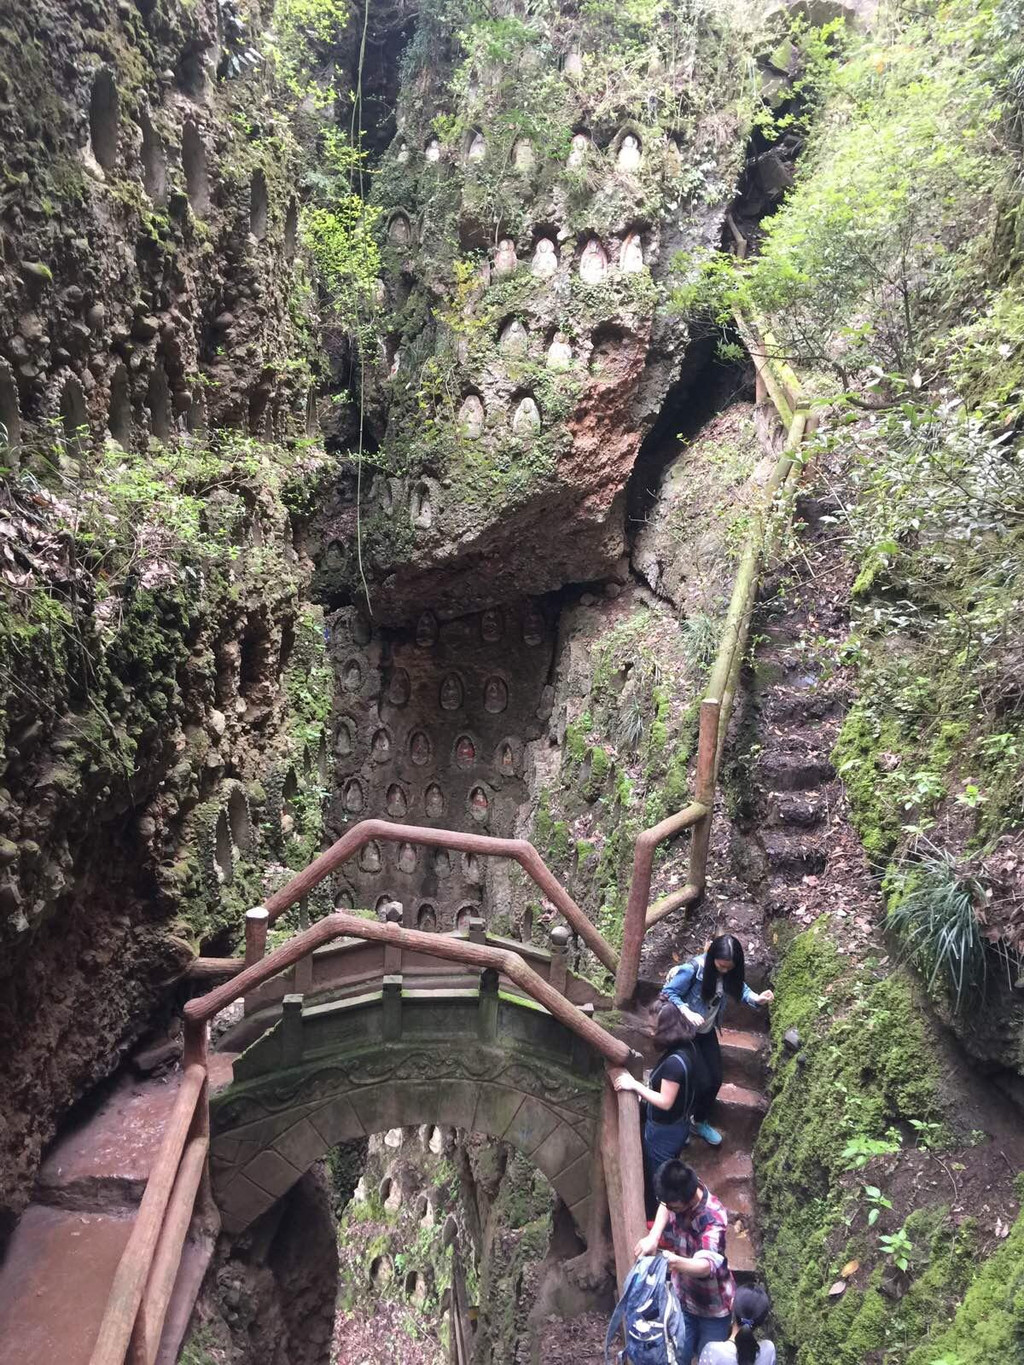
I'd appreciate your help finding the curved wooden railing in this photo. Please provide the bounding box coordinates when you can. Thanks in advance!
[90,308,810,1359]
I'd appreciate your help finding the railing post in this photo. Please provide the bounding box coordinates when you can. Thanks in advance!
[244,907,269,1017]
[687,699,721,894]
[549,925,570,995]
[478,966,499,1043]
[382,975,402,1041]
[384,902,404,975]
[281,993,304,1067]
[468,913,486,945]
[294,895,313,993]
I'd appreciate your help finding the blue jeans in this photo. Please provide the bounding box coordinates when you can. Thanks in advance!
[680,1308,731,1363]
[643,1112,690,1217]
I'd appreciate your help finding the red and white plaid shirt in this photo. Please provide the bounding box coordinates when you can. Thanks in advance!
[660,1186,735,1319]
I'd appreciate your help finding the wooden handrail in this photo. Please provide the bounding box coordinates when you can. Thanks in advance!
[184,909,636,1068]
[87,1065,206,1365]
[259,818,618,974]
[614,307,814,1006]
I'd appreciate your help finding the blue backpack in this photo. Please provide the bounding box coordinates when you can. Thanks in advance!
[605,1255,683,1364]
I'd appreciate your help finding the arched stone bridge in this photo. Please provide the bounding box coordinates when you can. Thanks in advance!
[210,974,604,1238]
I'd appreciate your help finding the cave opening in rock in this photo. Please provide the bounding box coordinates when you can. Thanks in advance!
[59,377,88,456]
[214,808,233,885]
[139,106,166,206]
[89,69,119,172]
[147,361,172,443]
[250,168,268,239]
[107,364,132,447]
[182,119,210,215]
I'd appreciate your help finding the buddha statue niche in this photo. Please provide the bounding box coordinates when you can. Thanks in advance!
[617,133,642,172]
[531,237,558,279]
[494,238,518,276]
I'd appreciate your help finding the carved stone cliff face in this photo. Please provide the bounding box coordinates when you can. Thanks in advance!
[0,0,335,1235]
[307,0,747,625]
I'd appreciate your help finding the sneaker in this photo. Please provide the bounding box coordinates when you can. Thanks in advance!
[692,1119,722,1146]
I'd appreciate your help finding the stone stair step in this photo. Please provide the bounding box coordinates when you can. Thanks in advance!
[719,1028,768,1090]
[715,1083,768,1148]
[764,689,840,725]
[765,791,826,830]
[686,1149,755,1218]
[726,1223,758,1281]
[760,831,827,875]
[758,752,835,792]
[0,1204,134,1365]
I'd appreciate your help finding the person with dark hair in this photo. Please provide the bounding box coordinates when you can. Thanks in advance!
[663,934,773,1147]
[612,998,710,1216]
[635,1160,735,1362]
[698,1285,775,1364]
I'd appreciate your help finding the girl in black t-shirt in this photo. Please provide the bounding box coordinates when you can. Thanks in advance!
[613,998,709,1216]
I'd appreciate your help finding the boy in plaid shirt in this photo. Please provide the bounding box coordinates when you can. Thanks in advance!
[635,1160,735,1362]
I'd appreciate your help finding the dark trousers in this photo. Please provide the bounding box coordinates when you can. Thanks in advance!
[642,1111,692,1217]
[691,1029,722,1123]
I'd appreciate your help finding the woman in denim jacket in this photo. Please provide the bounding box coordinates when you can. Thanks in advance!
[663,934,773,1147]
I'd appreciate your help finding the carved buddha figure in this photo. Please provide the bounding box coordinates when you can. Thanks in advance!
[568,132,589,168]
[531,238,557,278]
[417,904,437,932]
[388,668,411,705]
[399,842,418,873]
[424,138,441,162]
[360,841,381,872]
[371,728,391,761]
[459,394,485,439]
[440,673,464,710]
[513,138,534,171]
[455,735,476,766]
[386,783,407,817]
[618,133,642,172]
[511,395,541,435]
[425,784,445,818]
[499,742,515,774]
[484,677,508,713]
[345,779,364,812]
[409,730,431,766]
[467,131,486,161]
[499,318,528,354]
[416,612,438,647]
[481,607,503,643]
[546,332,572,371]
[469,786,489,824]
[620,231,644,273]
[388,213,411,244]
[494,238,518,276]
[579,237,607,283]
[523,607,544,645]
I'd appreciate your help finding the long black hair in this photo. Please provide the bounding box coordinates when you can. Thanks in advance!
[701,933,746,1003]
[733,1285,770,1365]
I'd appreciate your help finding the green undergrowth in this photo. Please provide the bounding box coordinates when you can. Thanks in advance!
[758,921,968,1365]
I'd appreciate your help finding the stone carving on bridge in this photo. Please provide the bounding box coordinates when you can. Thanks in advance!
[455,734,476,767]
[398,842,418,874]
[424,783,446,818]
[386,783,408,817]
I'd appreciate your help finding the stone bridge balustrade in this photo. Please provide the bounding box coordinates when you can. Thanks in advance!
[209,978,605,1240]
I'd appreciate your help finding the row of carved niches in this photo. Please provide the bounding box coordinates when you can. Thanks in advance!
[386,216,646,279]
[325,600,557,919]
[393,125,645,174]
